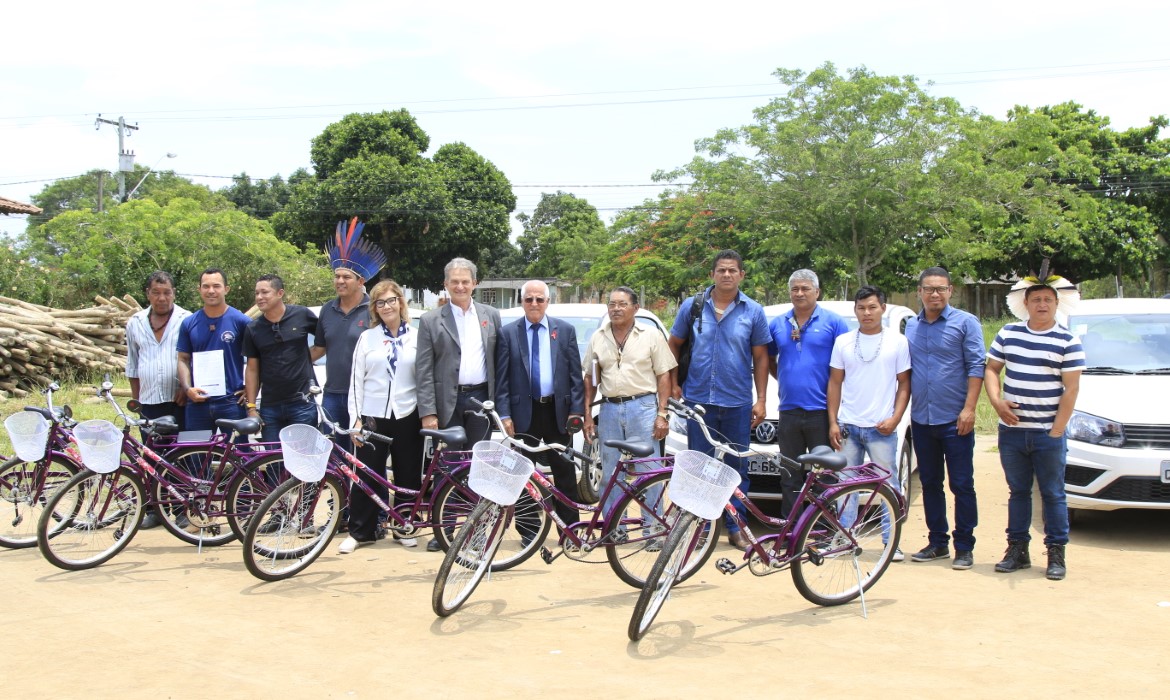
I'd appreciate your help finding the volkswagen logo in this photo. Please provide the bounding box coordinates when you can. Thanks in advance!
[754,420,777,444]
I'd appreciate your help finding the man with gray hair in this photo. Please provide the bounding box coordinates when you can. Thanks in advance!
[767,269,849,519]
[417,257,502,550]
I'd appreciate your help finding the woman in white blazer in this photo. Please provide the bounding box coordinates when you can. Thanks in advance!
[338,280,425,553]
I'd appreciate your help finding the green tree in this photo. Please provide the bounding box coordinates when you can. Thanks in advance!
[516,192,609,282]
[220,169,311,219]
[675,63,972,288]
[16,197,331,310]
[273,110,515,290]
[27,166,198,226]
[935,103,1164,284]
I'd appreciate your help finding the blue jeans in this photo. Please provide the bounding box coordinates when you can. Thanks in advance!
[687,403,751,534]
[321,392,352,454]
[911,421,978,551]
[598,394,662,524]
[185,396,247,443]
[260,399,319,444]
[839,424,899,541]
[998,426,1069,546]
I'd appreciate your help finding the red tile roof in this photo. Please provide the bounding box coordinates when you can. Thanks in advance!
[0,196,42,215]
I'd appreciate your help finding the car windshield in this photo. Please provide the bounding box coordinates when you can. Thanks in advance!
[1069,313,1170,373]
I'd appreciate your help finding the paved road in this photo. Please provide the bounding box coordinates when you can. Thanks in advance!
[5,436,1168,698]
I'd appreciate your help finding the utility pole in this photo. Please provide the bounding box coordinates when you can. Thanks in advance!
[94,114,139,202]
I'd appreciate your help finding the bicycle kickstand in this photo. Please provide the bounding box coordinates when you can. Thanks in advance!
[850,553,869,619]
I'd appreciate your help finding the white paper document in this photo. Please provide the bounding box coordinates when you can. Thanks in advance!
[193,350,227,397]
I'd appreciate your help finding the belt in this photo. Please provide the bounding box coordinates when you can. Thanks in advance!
[457,382,488,393]
[604,392,653,404]
[533,395,554,404]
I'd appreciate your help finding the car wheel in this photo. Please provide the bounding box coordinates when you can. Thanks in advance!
[898,432,914,504]
[576,432,602,505]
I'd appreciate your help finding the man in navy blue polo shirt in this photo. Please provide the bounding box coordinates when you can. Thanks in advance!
[669,250,770,551]
[767,269,849,520]
[905,266,986,570]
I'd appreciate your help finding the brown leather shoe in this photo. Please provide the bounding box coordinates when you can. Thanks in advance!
[728,530,750,551]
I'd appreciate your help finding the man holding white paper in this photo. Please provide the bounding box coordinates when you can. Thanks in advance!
[177,268,251,435]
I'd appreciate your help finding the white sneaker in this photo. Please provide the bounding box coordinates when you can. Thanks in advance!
[338,536,374,554]
[892,548,905,562]
[396,537,418,548]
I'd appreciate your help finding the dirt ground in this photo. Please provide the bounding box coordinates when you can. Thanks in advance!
[5,435,1169,699]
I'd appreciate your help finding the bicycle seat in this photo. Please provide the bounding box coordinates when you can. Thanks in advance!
[420,426,467,449]
[797,445,848,471]
[216,417,261,436]
[604,439,655,458]
[149,417,180,436]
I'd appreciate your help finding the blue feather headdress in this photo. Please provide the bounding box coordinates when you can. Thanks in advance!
[327,217,387,281]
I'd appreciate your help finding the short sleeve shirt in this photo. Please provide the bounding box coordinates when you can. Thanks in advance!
[584,322,676,398]
[988,322,1085,430]
[177,306,251,395]
[671,289,771,407]
[767,304,849,411]
[242,304,319,405]
[314,295,370,395]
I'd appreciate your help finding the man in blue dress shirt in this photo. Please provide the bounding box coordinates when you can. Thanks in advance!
[669,250,771,551]
[904,266,986,571]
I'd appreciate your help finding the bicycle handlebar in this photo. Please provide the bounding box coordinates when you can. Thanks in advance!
[668,397,800,470]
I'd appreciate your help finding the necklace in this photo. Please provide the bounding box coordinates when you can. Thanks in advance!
[854,329,884,363]
[149,309,173,332]
[612,326,632,368]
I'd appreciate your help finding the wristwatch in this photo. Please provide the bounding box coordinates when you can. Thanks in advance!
[657,410,669,419]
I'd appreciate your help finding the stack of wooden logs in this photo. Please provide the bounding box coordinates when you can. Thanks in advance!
[0,295,140,399]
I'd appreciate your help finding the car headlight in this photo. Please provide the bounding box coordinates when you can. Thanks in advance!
[1065,410,1125,447]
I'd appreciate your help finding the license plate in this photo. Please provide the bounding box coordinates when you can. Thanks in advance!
[748,457,784,476]
[1162,461,1170,484]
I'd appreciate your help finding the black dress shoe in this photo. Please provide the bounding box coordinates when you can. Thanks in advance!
[426,538,442,552]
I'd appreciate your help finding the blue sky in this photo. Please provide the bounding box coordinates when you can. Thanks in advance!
[3,0,1168,238]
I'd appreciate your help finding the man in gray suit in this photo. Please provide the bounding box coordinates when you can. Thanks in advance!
[496,280,585,527]
[417,258,502,550]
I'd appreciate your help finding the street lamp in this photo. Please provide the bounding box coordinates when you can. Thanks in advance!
[124,152,177,201]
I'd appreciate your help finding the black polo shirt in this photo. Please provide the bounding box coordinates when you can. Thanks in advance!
[242,304,318,405]
[313,295,370,395]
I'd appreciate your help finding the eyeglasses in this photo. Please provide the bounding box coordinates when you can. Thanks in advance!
[271,322,283,343]
[523,296,547,304]
[374,297,400,308]
[920,286,950,295]
[607,301,632,309]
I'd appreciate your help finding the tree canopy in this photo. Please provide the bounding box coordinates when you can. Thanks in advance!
[272,110,516,290]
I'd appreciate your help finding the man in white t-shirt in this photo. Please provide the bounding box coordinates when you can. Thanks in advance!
[827,285,912,560]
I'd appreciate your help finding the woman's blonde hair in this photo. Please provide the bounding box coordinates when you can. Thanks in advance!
[368,279,409,327]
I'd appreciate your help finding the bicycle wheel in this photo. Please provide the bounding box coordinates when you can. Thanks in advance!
[0,455,79,549]
[605,471,722,589]
[151,446,235,546]
[225,453,287,541]
[242,474,346,582]
[432,499,507,617]
[37,468,146,571]
[791,483,900,606]
[432,474,550,572]
[629,511,704,641]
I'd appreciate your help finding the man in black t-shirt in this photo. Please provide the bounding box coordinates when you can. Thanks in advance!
[243,274,320,443]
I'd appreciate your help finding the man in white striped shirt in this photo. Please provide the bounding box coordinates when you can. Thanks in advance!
[984,279,1084,580]
[126,271,191,429]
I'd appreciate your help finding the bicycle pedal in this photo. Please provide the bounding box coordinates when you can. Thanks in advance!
[540,546,554,564]
[715,557,737,575]
[806,547,824,566]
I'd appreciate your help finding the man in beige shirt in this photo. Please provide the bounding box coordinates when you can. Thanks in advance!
[583,286,676,521]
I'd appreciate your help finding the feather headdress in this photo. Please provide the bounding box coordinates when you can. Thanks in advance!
[1005,259,1079,322]
[327,217,387,281]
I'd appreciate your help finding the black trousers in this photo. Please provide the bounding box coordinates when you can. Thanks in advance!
[517,400,581,528]
[448,386,491,446]
[777,408,831,520]
[349,410,424,542]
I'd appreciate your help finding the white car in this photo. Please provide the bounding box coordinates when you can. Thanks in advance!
[1063,298,1170,513]
[666,300,917,501]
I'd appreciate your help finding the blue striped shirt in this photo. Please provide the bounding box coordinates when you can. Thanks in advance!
[987,322,1085,430]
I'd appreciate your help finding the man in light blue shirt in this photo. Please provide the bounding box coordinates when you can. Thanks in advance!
[767,269,849,520]
[904,266,986,570]
[669,250,770,551]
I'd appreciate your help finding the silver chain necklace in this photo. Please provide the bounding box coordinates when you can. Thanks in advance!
[854,329,884,363]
